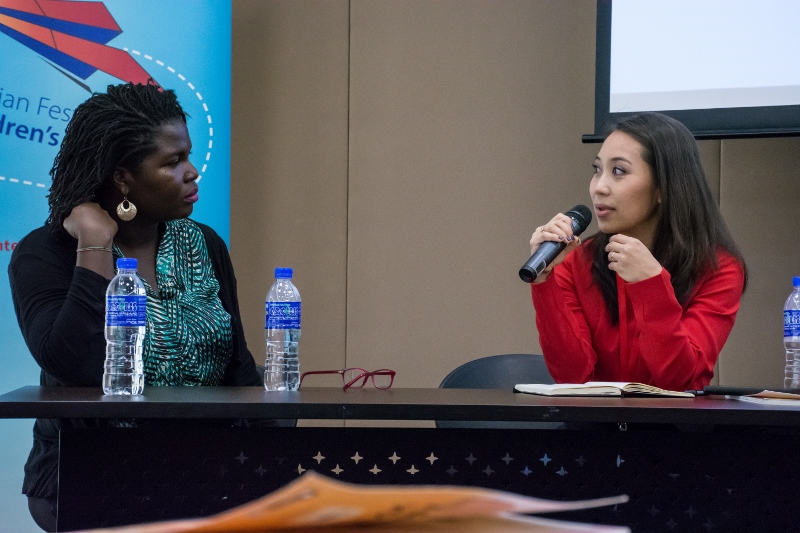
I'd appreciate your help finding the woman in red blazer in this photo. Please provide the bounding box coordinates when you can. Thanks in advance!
[529,112,747,392]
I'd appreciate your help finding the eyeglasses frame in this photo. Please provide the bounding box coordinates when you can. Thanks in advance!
[298,368,396,391]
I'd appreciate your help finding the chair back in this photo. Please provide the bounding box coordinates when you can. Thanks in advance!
[437,353,557,429]
[439,353,554,389]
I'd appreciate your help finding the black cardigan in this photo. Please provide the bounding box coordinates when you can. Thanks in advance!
[8,221,262,498]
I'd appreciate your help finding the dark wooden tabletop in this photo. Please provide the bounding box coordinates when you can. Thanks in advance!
[1,385,799,426]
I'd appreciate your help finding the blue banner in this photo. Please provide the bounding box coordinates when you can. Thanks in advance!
[0,1,231,528]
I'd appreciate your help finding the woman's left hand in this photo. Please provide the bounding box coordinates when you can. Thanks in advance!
[605,234,662,283]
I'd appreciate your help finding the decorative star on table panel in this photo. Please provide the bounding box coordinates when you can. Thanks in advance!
[351,452,363,464]
[465,453,477,465]
[331,464,344,475]
[369,464,382,475]
[539,453,552,466]
[426,453,438,464]
[388,452,401,464]
[501,453,514,465]
[313,452,325,464]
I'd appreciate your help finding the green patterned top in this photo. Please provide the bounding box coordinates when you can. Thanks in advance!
[113,219,233,386]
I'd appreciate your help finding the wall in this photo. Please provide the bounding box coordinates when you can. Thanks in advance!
[231,0,800,398]
[720,138,800,385]
[231,0,350,384]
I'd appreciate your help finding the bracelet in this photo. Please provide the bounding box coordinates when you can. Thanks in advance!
[76,246,112,253]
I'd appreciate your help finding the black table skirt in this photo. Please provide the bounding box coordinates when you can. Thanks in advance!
[58,425,800,532]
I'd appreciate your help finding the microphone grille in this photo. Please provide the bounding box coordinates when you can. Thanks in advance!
[566,204,592,233]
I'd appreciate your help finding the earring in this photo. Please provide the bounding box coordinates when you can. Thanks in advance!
[116,196,137,221]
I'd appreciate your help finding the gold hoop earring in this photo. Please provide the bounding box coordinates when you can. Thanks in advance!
[116,196,137,221]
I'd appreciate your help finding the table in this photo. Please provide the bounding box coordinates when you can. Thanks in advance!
[5,384,800,423]
[2,386,799,532]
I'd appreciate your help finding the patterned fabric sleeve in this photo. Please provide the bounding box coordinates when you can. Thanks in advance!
[195,222,262,386]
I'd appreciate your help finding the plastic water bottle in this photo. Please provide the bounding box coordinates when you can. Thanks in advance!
[784,276,800,389]
[264,268,301,391]
[103,258,146,395]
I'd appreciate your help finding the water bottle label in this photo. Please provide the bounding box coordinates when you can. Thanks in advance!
[266,301,301,329]
[785,310,800,337]
[107,295,147,326]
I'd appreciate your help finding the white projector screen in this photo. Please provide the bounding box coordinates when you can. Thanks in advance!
[586,0,800,141]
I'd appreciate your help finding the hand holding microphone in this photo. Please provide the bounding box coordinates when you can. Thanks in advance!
[519,205,592,283]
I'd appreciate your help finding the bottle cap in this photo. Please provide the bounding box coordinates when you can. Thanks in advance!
[794,276,800,287]
[275,267,293,279]
[116,258,138,269]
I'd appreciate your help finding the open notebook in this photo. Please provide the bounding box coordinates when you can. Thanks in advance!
[514,381,694,398]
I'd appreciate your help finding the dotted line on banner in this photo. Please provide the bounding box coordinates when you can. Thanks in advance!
[2,55,214,191]
[0,175,48,189]
[125,48,214,182]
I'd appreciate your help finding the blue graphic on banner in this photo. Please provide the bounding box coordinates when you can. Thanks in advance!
[0,2,231,529]
[266,302,303,330]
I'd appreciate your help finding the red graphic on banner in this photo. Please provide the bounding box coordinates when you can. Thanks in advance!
[0,0,156,84]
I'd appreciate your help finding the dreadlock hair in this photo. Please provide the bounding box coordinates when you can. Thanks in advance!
[46,82,187,230]
[586,112,747,324]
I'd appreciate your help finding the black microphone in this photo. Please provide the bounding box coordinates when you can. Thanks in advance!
[519,205,592,283]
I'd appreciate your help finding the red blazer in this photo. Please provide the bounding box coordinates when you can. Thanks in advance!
[531,244,745,391]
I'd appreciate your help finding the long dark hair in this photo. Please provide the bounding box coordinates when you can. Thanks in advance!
[587,112,747,322]
[46,82,187,230]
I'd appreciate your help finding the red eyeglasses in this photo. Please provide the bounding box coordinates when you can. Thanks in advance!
[299,368,396,391]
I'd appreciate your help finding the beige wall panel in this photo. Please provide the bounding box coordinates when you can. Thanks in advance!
[231,1,350,376]
[348,1,597,387]
[697,140,721,204]
[697,140,721,385]
[719,137,800,387]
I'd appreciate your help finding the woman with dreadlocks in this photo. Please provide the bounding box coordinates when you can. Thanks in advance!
[8,82,263,531]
